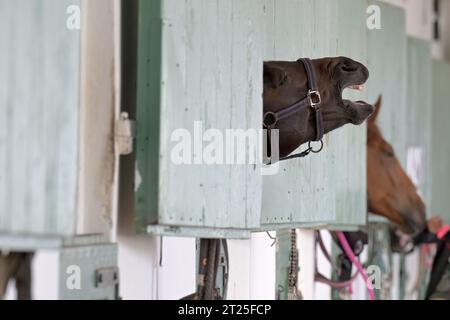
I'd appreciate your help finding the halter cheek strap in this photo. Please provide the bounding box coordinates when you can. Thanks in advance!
[263,58,324,162]
[301,58,324,142]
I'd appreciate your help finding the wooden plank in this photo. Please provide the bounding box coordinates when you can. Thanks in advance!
[431,60,450,224]
[136,0,263,233]
[9,0,32,233]
[0,0,80,236]
[261,0,338,227]
[134,0,163,230]
[406,38,432,211]
[331,0,369,228]
[27,1,47,234]
[367,1,408,166]
[230,0,264,229]
[51,0,80,234]
[0,0,12,231]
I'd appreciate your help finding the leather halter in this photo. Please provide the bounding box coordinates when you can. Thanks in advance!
[263,58,324,162]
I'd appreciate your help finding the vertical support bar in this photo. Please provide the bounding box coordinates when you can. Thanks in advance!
[79,0,119,237]
[275,229,291,300]
[418,248,431,300]
[215,240,228,299]
[367,222,393,300]
[193,239,227,300]
[331,241,342,300]
[399,253,407,300]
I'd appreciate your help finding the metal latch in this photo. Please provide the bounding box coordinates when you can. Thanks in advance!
[115,112,135,155]
[95,267,120,288]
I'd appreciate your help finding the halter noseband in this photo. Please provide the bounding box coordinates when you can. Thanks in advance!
[263,58,324,162]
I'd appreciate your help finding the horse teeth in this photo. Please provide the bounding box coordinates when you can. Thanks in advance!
[349,84,365,91]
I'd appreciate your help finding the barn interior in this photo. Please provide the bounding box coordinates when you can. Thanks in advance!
[1,0,450,300]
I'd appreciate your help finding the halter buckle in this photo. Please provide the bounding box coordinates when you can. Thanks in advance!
[308,90,322,108]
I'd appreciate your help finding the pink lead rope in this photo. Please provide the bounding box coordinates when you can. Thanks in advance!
[336,231,376,300]
[437,225,450,240]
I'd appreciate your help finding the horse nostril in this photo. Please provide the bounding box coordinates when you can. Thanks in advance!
[405,212,427,236]
[340,64,359,73]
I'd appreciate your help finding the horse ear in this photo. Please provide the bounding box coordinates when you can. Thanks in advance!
[369,95,383,124]
[264,62,287,89]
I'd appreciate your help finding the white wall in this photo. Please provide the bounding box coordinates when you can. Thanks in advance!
[117,236,196,300]
[77,0,119,239]
[227,234,276,300]
[249,233,277,300]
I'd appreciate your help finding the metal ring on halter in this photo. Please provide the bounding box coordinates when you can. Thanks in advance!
[263,112,278,129]
[308,140,324,153]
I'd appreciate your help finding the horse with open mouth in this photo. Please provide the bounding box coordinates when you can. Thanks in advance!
[263,56,374,159]
[261,56,376,299]
[190,57,375,301]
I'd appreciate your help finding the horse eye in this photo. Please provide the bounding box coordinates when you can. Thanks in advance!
[385,148,395,157]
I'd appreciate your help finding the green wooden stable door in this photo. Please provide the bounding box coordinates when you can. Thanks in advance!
[131,0,380,238]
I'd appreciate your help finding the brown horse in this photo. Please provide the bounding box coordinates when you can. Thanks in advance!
[264,57,375,157]
[367,96,426,236]
[328,97,427,291]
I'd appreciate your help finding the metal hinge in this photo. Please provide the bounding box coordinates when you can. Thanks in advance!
[95,267,120,288]
[115,112,135,155]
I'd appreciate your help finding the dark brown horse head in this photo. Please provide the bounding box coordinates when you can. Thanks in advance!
[264,57,374,157]
[367,96,426,236]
